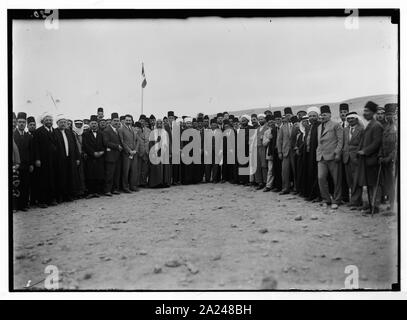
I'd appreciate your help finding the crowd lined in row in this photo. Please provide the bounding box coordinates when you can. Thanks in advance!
[12,101,398,214]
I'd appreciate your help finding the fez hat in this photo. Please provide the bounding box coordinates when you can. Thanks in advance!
[320,105,331,114]
[384,103,397,114]
[17,112,27,120]
[339,103,349,111]
[273,111,282,119]
[364,101,378,113]
[139,114,146,120]
[168,111,174,117]
[90,115,98,122]
[27,116,35,124]
[284,107,293,115]
[216,113,223,118]
[97,107,103,113]
[210,118,217,124]
[290,116,299,123]
[111,112,119,120]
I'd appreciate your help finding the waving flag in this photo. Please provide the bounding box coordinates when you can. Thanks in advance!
[141,63,147,88]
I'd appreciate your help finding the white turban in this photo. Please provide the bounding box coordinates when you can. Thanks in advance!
[184,117,193,123]
[257,113,266,119]
[307,106,320,115]
[39,111,53,123]
[56,113,67,123]
[240,114,251,122]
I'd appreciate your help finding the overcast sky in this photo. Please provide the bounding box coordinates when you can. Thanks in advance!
[13,16,398,121]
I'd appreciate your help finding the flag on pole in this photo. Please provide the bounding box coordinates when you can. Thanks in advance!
[141,63,147,88]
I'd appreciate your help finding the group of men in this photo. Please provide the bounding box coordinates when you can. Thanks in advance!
[12,101,398,215]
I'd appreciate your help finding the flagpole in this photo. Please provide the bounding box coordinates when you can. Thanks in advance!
[141,85,144,115]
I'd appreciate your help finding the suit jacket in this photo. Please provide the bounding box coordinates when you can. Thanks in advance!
[342,123,364,164]
[277,122,293,157]
[316,120,343,161]
[32,125,57,166]
[118,125,140,156]
[82,130,105,180]
[102,125,122,162]
[359,119,383,167]
[13,130,33,169]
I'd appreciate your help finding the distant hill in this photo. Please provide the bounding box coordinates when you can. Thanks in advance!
[217,94,398,119]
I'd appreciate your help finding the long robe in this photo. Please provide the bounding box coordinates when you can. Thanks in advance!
[54,128,80,200]
[82,130,105,194]
[32,126,58,204]
[305,122,320,200]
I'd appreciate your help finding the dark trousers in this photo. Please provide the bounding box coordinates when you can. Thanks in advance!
[104,159,121,193]
[272,148,282,190]
[122,155,138,191]
[339,162,349,202]
[205,164,220,182]
[345,161,363,206]
[87,179,104,194]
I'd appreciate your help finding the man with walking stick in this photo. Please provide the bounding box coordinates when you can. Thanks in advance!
[357,101,383,215]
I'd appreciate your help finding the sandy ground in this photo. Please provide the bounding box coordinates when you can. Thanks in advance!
[13,183,398,290]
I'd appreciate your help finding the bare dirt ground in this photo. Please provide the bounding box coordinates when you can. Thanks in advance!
[13,183,398,290]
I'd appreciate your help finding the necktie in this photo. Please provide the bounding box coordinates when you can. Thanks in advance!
[320,123,325,137]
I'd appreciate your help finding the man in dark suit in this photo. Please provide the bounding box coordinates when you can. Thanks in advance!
[102,112,123,196]
[118,114,140,192]
[316,105,343,209]
[357,101,384,214]
[13,112,33,211]
[342,112,365,208]
[338,103,350,203]
[277,107,295,194]
[32,113,58,208]
[82,115,105,198]
[53,115,81,202]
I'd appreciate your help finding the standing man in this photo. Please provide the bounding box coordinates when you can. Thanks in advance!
[342,112,365,209]
[338,103,350,203]
[271,111,282,192]
[379,103,397,215]
[263,114,274,192]
[316,105,343,209]
[305,107,321,202]
[32,113,58,208]
[277,107,294,195]
[357,101,384,214]
[205,119,222,183]
[13,112,33,211]
[72,119,87,197]
[138,115,151,186]
[289,115,299,193]
[254,114,268,190]
[82,115,105,198]
[53,115,80,203]
[102,112,123,196]
[118,114,140,193]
